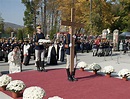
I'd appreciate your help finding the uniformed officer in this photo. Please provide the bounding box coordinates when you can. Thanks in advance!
[34,25,47,72]
[64,33,77,81]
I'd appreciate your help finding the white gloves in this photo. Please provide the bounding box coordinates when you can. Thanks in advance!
[73,35,76,39]
[69,43,72,47]
[68,35,76,47]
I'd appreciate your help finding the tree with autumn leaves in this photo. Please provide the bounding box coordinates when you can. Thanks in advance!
[21,0,130,37]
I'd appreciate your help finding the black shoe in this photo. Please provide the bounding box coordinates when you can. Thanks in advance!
[41,68,47,72]
[37,67,41,72]
[68,76,73,82]
[72,76,78,81]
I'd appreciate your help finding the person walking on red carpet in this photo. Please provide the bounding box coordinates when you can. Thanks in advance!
[64,33,78,82]
[34,25,47,72]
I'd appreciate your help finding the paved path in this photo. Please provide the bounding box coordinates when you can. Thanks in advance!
[0,51,130,98]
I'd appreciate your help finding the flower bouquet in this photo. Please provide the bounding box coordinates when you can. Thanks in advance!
[48,96,63,99]
[88,63,101,74]
[6,80,26,98]
[0,75,12,91]
[77,61,88,71]
[102,66,114,77]
[23,86,46,99]
[118,69,130,81]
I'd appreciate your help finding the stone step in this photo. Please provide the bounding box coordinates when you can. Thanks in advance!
[0,92,13,99]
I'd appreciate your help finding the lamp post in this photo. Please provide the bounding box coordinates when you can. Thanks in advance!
[90,0,92,34]
[0,13,4,38]
[0,32,1,39]
[41,0,47,36]
[41,1,43,33]
[43,0,47,36]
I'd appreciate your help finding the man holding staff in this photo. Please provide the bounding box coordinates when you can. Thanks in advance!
[64,31,77,81]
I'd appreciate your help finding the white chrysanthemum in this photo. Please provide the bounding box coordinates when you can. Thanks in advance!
[102,66,114,74]
[118,69,130,78]
[6,80,26,92]
[77,61,88,68]
[89,63,101,71]
[0,75,12,87]
[48,96,63,99]
[23,86,46,99]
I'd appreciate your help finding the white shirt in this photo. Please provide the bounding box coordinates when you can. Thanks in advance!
[23,44,30,55]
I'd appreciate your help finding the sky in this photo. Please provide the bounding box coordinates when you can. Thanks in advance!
[0,0,26,26]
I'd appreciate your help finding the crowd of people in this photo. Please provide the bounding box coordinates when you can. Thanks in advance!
[1,26,130,82]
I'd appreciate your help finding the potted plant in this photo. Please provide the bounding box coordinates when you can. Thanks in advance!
[77,61,88,71]
[6,80,26,98]
[102,66,115,77]
[23,86,46,99]
[118,69,130,81]
[0,75,12,91]
[48,96,63,99]
[89,63,101,74]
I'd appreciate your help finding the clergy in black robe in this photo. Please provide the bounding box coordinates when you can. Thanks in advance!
[0,48,4,61]
[47,44,57,65]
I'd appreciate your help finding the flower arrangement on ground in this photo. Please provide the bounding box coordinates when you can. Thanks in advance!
[102,66,115,74]
[88,63,101,71]
[118,69,130,78]
[0,74,12,87]
[23,86,46,99]
[6,80,26,93]
[48,96,63,99]
[77,61,88,68]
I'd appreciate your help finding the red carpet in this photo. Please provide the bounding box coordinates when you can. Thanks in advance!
[2,69,130,99]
